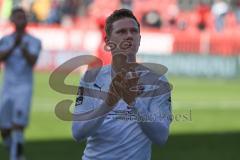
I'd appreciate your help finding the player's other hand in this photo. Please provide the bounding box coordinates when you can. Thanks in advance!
[13,32,24,47]
[106,68,141,107]
[121,68,142,105]
[106,71,124,107]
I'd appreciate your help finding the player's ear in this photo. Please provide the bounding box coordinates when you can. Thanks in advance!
[104,36,109,43]
[138,35,141,46]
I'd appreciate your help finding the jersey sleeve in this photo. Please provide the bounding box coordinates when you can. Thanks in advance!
[135,75,172,146]
[72,77,106,141]
[27,37,42,57]
[74,81,95,113]
[149,91,172,125]
[0,36,12,53]
[136,75,172,125]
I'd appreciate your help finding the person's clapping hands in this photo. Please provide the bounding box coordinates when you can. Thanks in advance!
[106,67,142,107]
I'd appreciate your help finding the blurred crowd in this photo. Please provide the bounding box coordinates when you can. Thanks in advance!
[195,0,240,31]
[0,0,240,32]
[0,0,94,24]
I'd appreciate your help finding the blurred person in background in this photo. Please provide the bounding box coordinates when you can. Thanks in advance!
[196,0,210,31]
[234,0,240,24]
[0,7,41,160]
[61,0,80,25]
[78,0,94,16]
[62,0,80,17]
[141,10,162,28]
[167,3,179,29]
[46,0,62,24]
[72,9,172,160]
[28,2,39,23]
[211,0,229,31]
[31,0,51,22]
[95,16,112,65]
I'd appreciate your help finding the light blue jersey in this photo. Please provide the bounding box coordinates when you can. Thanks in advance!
[0,33,41,88]
[72,65,172,160]
[0,33,41,128]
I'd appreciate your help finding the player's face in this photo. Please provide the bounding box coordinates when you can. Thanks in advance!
[11,11,27,31]
[108,18,141,59]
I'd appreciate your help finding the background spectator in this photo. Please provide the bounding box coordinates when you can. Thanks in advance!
[46,0,62,24]
[211,0,229,31]
[141,10,162,28]
[32,0,51,22]
[167,3,179,28]
[234,0,240,24]
[196,1,210,31]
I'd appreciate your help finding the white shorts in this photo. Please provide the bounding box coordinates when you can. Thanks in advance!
[0,85,32,129]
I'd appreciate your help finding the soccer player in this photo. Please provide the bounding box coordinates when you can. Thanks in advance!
[0,7,41,160]
[72,9,172,160]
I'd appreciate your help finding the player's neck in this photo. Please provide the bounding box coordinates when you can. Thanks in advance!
[111,55,136,77]
[15,27,26,34]
[126,54,136,63]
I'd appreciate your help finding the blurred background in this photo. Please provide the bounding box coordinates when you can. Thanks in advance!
[0,0,240,160]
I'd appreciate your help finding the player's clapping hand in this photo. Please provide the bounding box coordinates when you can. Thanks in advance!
[121,68,142,105]
[106,68,142,107]
[106,70,124,107]
[20,42,28,52]
[13,32,24,47]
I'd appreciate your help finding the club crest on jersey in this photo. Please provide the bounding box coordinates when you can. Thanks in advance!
[75,86,84,106]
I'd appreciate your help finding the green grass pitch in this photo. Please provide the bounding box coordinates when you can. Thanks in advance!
[0,72,240,160]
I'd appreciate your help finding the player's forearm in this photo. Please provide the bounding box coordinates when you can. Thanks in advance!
[72,101,112,142]
[21,47,37,66]
[72,116,105,142]
[136,94,172,146]
[139,121,170,147]
[0,48,14,61]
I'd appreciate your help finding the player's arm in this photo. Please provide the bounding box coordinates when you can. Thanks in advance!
[136,75,172,147]
[138,92,172,147]
[72,71,125,142]
[120,67,172,146]
[72,78,119,142]
[20,40,41,66]
[21,47,38,66]
[0,49,12,61]
[72,95,118,142]
[0,38,15,61]
[72,100,111,142]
